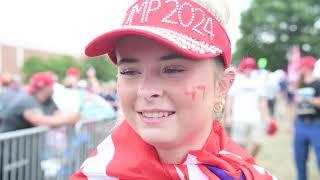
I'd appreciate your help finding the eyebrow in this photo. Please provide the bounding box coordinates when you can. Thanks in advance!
[117,54,187,65]
[160,54,186,61]
[118,58,139,65]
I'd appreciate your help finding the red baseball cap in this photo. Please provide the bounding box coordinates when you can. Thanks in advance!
[67,67,81,78]
[299,56,317,70]
[29,71,57,94]
[85,0,231,67]
[238,57,257,72]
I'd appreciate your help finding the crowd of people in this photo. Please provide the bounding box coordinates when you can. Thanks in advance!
[225,55,320,180]
[0,67,118,133]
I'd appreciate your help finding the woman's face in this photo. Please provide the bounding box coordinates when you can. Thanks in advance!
[37,85,54,103]
[243,67,254,77]
[116,36,220,148]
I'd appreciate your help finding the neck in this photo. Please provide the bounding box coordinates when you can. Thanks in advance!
[155,122,212,164]
[156,146,189,164]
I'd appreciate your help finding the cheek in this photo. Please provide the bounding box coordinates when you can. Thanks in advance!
[117,79,137,109]
[183,84,207,102]
[179,82,215,119]
[178,84,213,126]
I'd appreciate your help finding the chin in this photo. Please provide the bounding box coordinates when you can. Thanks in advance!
[126,114,180,146]
[138,127,178,147]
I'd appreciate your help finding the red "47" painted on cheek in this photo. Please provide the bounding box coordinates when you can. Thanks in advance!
[184,85,206,101]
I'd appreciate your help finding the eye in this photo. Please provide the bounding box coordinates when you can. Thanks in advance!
[119,69,141,76]
[162,66,185,74]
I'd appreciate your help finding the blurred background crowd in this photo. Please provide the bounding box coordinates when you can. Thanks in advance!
[0,66,118,131]
[0,0,319,179]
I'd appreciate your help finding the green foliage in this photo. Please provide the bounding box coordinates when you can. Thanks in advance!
[22,55,82,82]
[46,56,83,80]
[234,0,320,70]
[22,56,49,81]
[22,55,117,83]
[84,56,117,82]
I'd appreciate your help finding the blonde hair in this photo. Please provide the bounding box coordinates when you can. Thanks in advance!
[192,0,230,28]
[192,0,230,72]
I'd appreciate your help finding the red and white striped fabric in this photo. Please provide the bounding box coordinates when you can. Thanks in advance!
[71,120,276,180]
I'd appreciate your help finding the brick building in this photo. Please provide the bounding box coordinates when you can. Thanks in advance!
[0,43,66,74]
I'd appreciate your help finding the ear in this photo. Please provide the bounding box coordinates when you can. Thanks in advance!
[216,67,235,100]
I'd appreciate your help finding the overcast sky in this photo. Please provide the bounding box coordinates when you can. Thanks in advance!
[0,0,251,57]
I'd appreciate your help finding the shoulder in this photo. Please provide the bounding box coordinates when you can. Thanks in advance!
[21,95,41,107]
[15,94,37,103]
[10,95,41,114]
[211,120,256,163]
[5,94,28,108]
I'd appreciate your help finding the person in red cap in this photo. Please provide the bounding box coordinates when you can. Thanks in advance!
[237,57,258,73]
[64,66,102,93]
[225,57,272,158]
[72,0,275,179]
[67,67,81,78]
[289,56,320,180]
[63,67,81,89]
[0,71,81,132]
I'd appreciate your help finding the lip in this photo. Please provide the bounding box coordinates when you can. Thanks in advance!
[136,108,174,112]
[136,109,175,125]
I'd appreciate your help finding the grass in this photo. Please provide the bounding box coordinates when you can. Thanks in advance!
[255,111,319,179]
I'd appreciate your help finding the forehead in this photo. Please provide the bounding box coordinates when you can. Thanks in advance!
[116,35,173,53]
[115,35,183,62]
[114,36,222,70]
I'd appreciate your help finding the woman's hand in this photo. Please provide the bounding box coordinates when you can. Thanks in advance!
[87,67,96,78]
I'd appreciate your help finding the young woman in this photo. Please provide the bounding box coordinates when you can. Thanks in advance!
[292,56,320,180]
[72,0,275,179]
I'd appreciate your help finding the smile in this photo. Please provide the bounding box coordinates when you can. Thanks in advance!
[139,111,175,118]
[137,110,176,125]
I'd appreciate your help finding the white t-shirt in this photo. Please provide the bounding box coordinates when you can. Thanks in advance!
[228,73,266,123]
[265,71,284,100]
[53,83,81,113]
[295,87,317,115]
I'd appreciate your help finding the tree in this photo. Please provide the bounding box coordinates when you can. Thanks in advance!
[22,55,117,83]
[83,56,117,82]
[234,0,320,70]
[22,55,82,82]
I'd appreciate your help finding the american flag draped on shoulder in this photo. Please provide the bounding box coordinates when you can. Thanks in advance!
[71,120,276,180]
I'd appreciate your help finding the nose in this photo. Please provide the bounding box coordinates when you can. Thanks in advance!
[137,76,163,101]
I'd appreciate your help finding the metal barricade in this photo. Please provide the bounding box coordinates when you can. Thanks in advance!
[0,127,49,180]
[43,118,116,180]
[0,118,117,180]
